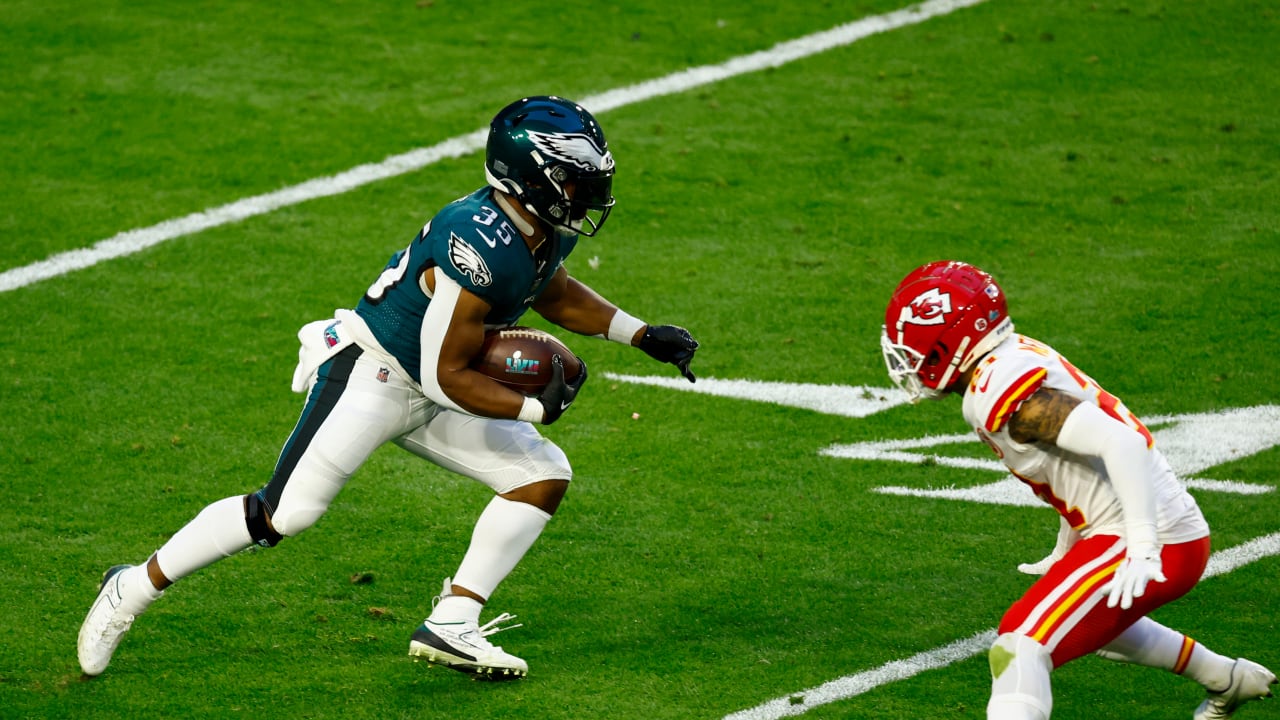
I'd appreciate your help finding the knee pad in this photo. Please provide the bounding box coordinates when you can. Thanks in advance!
[244,492,284,548]
[988,633,1053,720]
[990,632,1053,678]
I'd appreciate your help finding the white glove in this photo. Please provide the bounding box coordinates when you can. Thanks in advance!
[1018,519,1077,576]
[1017,554,1060,576]
[1104,542,1166,609]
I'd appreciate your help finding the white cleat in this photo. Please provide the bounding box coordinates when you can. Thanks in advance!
[1194,658,1277,719]
[77,565,136,676]
[408,614,528,680]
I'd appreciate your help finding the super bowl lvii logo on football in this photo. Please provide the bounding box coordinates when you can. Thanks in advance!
[505,352,540,376]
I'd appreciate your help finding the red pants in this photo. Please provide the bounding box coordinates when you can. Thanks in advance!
[997,534,1210,667]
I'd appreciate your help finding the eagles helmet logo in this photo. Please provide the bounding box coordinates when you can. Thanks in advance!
[448,232,493,288]
[526,130,614,173]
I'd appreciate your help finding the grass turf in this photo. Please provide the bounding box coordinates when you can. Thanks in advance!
[1,1,1277,718]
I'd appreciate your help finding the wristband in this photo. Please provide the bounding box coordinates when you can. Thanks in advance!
[607,310,646,345]
[517,395,546,424]
[517,396,545,424]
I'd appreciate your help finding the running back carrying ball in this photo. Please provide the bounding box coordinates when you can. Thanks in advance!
[470,327,583,395]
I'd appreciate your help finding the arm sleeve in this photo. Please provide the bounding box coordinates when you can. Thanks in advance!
[1056,400,1159,546]
[1053,515,1081,557]
[418,272,469,414]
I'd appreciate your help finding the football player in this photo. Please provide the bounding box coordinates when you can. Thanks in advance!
[881,260,1274,719]
[78,96,699,680]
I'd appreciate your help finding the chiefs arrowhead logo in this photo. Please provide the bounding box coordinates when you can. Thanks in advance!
[900,288,952,326]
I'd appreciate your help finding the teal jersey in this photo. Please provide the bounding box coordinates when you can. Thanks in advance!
[355,187,577,383]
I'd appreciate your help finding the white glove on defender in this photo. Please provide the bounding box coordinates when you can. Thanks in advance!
[1018,518,1078,576]
[1104,542,1166,609]
[1017,553,1061,576]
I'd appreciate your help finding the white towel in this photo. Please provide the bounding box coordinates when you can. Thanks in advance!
[290,317,355,393]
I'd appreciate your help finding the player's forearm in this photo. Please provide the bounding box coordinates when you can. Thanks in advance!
[434,368,530,420]
[1056,401,1158,545]
[535,278,634,341]
[1053,515,1081,555]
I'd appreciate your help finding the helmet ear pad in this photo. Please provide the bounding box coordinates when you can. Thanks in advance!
[524,165,571,221]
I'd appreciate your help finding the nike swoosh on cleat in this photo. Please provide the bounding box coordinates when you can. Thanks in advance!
[410,629,478,662]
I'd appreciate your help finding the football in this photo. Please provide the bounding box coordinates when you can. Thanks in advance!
[470,326,583,395]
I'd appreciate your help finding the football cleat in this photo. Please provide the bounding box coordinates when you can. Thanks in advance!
[408,613,528,680]
[1194,658,1277,719]
[77,565,137,676]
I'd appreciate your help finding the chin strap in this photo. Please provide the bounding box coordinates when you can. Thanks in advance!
[493,191,538,237]
[936,335,973,391]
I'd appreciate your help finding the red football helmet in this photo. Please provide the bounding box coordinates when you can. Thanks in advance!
[881,260,1014,402]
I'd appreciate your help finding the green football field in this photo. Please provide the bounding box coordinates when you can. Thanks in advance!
[2,1,1277,718]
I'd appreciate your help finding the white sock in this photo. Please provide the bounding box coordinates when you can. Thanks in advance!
[1096,617,1234,691]
[448,496,551,602]
[1185,644,1237,693]
[430,595,483,625]
[118,565,163,616]
[153,495,254,582]
[988,633,1053,720]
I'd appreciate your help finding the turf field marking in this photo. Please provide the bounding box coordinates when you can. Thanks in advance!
[602,374,1280,716]
[607,374,1279,501]
[834,404,1280,503]
[723,532,1280,720]
[0,0,988,294]
[604,373,905,418]
[724,629,999,720]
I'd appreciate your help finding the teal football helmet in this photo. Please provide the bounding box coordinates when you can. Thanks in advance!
[485,96,615,236]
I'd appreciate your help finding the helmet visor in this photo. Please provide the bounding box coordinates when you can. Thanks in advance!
[566,170,615,236]
[573,169,613,209]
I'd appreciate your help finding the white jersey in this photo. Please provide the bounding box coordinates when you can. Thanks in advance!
[961,334,1208,544]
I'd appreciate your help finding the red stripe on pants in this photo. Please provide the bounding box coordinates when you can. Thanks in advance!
[998,534,1209,667]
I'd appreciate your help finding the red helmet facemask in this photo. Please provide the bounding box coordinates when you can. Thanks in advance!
[881,261,1013,402]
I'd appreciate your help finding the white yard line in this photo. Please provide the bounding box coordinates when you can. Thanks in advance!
[0,0,988,294]
[724,532,1280,720]
[724,630,997,720]
[603,373,905,418]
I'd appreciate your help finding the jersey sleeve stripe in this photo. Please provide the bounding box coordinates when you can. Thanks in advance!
[985,368,1047,432]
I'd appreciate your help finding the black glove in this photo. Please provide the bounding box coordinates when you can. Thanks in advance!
[537,354,588,425]
[639,325,699,383]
